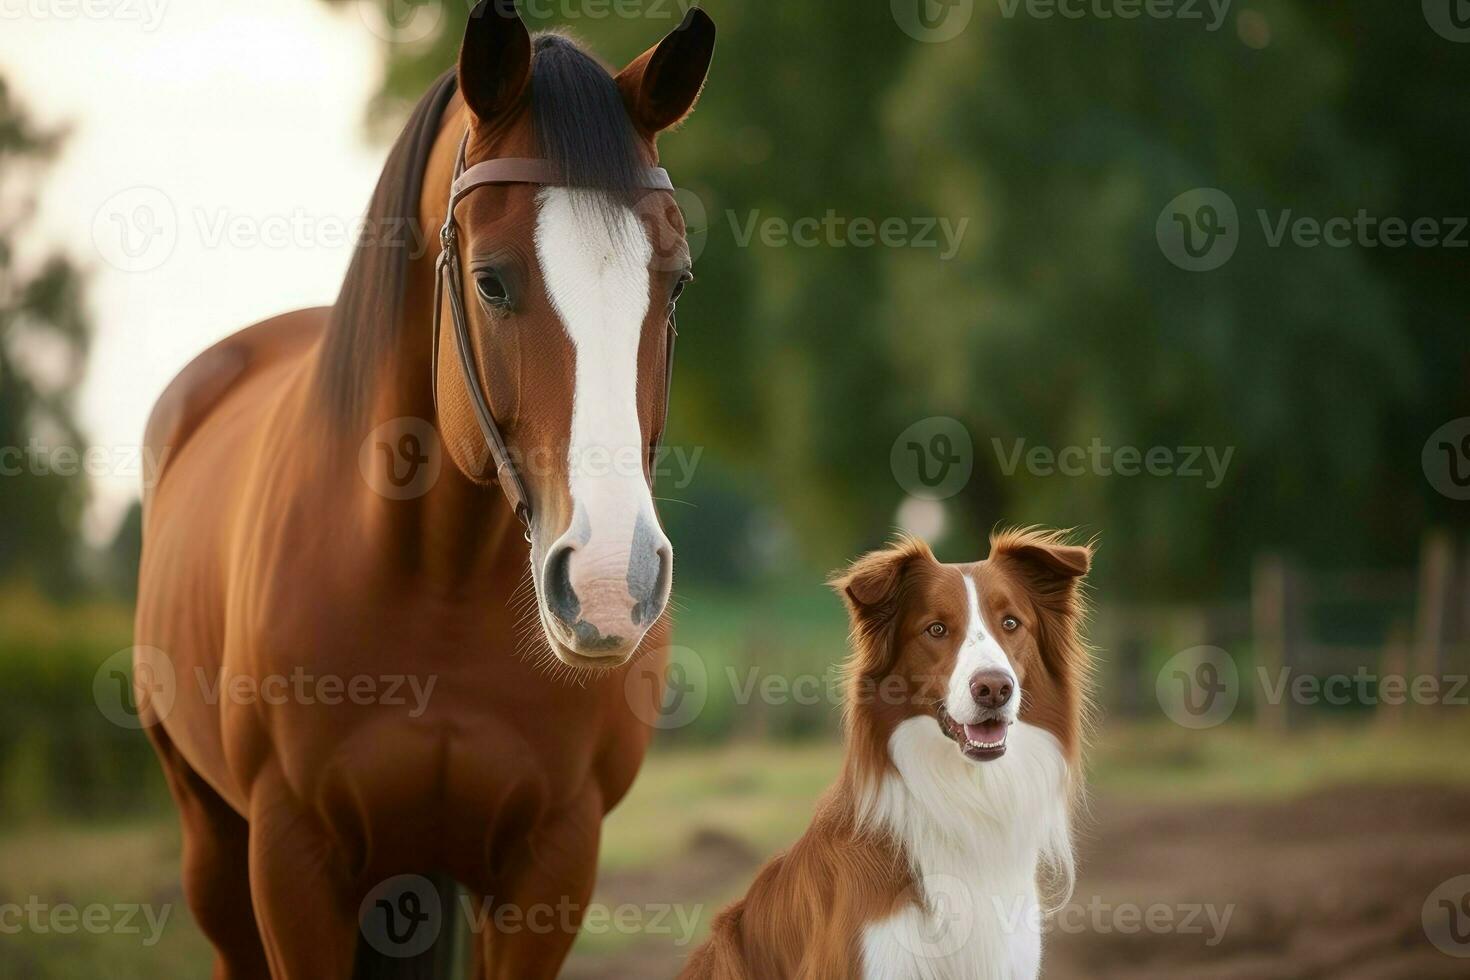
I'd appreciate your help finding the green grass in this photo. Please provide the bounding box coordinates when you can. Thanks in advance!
[1090,714,1470,801]
[2,718,1467,976]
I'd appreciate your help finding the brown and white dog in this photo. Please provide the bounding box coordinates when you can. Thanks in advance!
[681,529,1093,980]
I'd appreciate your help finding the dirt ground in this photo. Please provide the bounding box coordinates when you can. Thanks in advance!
[563,783,1470,979]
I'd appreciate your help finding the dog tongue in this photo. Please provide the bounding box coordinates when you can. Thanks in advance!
[964,719,1007,743]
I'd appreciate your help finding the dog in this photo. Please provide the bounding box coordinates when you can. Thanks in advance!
[680,528,1093,979]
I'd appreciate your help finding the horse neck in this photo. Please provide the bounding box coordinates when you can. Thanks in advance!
[359,100,524,587]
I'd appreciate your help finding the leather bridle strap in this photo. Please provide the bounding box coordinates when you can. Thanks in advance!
[434,131,679,533]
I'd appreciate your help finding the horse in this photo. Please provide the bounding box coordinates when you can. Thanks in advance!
[131,3,716,977]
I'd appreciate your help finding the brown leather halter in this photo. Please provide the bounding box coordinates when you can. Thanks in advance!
[433,130,680,532]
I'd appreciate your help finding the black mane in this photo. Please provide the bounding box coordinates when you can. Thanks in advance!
[318,34,644,423]
[530,32,644,196]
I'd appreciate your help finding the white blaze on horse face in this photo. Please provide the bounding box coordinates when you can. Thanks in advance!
[945,574,1021,725]
[534,187,671,653]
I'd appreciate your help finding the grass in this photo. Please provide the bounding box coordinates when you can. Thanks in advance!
[2,716,1467,976]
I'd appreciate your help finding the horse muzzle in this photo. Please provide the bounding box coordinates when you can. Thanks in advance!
[536,506,672,667]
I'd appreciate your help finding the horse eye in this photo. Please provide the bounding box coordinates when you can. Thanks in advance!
[1002,616,1020,632]
[926,622,947,638]
[475,271,508,306]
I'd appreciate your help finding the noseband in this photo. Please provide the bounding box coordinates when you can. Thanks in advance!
[433,131,679,533]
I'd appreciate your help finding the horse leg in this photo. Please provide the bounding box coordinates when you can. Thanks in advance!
[246,778,358,979]
[478,794,602,980]
[147,726,270,980]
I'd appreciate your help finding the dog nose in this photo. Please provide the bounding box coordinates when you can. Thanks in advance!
[969,670,1013,709]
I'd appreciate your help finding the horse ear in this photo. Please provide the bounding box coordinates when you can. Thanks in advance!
[615,7,716,138]
[458,0,532,125]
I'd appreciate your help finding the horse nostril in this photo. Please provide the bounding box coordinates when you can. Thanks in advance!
[969,670,1013,709]
[543,541,580,627]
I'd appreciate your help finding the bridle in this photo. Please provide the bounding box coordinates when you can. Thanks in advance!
[433,130,680,534]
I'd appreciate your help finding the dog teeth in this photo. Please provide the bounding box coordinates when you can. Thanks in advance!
[966,737,1006,750]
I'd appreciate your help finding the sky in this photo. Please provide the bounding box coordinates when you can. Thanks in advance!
[2,0,397,543]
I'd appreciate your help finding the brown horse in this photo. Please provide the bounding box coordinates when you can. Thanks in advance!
[131,3,715,977]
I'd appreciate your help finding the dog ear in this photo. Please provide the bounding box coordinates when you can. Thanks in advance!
[990,528,1091,604]
[830,537,935,656]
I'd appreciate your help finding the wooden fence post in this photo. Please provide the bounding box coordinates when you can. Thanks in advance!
[1253,554,1290,732]
[1377,623,1411,728]
[1413,530,1454,704]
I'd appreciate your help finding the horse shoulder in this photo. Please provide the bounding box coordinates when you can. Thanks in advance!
[142,307,329,501]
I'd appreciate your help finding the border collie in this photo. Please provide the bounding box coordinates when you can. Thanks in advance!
[681,528,1093,979]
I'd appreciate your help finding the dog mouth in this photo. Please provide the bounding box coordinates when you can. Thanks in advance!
[937,706,1009,761]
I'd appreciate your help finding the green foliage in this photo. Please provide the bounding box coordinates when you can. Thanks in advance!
[340,2,1466,597]
[0,589,166,822]
[0,73,93,590]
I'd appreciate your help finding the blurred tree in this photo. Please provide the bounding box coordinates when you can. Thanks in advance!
[881,2,1466,596]
[334,1,1467,597]
[0,74,91,591]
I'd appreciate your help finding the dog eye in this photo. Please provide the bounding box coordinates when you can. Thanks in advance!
[1001,615,1020,632]
[926,622,947,638]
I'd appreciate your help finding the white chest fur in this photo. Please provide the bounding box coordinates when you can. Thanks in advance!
[858,718,1073,980]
